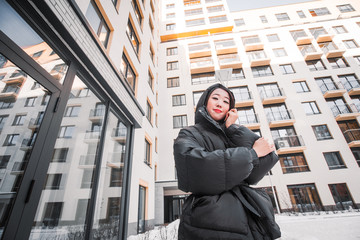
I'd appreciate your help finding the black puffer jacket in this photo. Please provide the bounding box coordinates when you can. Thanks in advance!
[174,83,281,240]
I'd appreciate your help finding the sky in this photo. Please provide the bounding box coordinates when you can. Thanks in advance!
[226,0,315,12]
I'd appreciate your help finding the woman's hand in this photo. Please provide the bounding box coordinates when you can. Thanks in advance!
[225,108,238,128]
[253,137,275,157]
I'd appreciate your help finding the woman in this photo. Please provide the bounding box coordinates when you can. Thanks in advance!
[173,83,281,240]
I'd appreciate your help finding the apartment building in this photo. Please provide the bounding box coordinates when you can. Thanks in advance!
[1,0,360,239]
[156,0,360,227]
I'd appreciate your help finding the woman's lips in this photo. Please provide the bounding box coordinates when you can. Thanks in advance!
[214,109,222,113]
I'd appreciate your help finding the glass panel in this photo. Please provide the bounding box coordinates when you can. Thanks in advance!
[91,112,128,239]
[0,0,68,84]
[30,76,105,239]
[0,54,51,238]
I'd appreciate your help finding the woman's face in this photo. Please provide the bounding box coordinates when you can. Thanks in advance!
[206,88,230,122]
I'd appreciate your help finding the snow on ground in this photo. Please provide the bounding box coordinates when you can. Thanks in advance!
[128,211,360,240]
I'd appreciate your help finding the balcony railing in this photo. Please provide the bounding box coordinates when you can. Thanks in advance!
[190,58,213,68]
[259,88,285,100]
[89,109,105,118]
[274,135,304,149]
[291,31,308,41]
[243,37,261,45]
[342,79,360,92]
[84,130,101,140]
[21,138,34,149]
[79,154,96,166]
[218,54,240,65]
[12,161,27,173]
[234,91,253,102]
[215,40,236,49]
[28,118,42,129]
[318,81,343,94]
[266,109,294,122]
[330,103,355,117]
[112,127,127,138]
[343,129,360,143]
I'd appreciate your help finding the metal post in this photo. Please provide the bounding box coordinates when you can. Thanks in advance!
[268,172,281,214]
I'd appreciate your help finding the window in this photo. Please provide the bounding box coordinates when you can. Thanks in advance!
[144,139,151,166]
[275,13,290,21]
[81,169,94,188]
[247,50,267,61]
[167,61,178,71]
[355,56,360,65]
[333,25,347,34]
[167,77,179,88]
[138,186,147,233]
[110,168,123,187]
[193,91,204,106]
[273,48,287,57]
[351,148,360,167]
[42,202,63,227]
[12,114,26,126]
[306,59,326,71]
[167,47,178,56]
[297,10,306,18]
[328,57,349,69]
[280,64,295,74]
[173,115,187,128]
[186,18,205,27]
[4,134,19,146]
[120,54,136,91]
[0,115,8,130]
[279,153,310,174]
[172,95,186,106]
[148,70,153,90]
[131,0,143,25]
[0,155,10,169]
[166,23,176,30]
[166,13,175,19]
[0,101,14,109]
[207,5,224,13]
[315,76,337,93]
[25,97,36,107]
[260,15,268,23]
[51,148,68,162]
[343,40,358,49]
[234,18,245,26]
[257,83,282,99]
[85,1,110,48]
[185,8,203,16]
[251,66,273,78]
[267,34,280,42]
[287,184,322,212]
[309,7,330,16]
[232,68,245,80]
[329,183,355,210]
[166,3,175,9]
[31,82,41,90]
[312,125,332,140]
[126,20,140,53]
[323,152,346,169]
[149,44,155,63]
[302,101,320,115]
[209,15,227,24]
[326,98,350,116]
[77,88,91,97]
[65,105,81,117]
[191,72,215,85]
[32,50,43,58]
[58,126,75,138]
[338,74,359,92]
[235,107,258,125]
[188,42,211,52]
[337,4,355,13]
[230,86,251,102]
[45,174,62,190]
[146,100,152,122]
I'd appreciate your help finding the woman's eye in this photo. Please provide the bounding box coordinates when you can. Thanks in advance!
[224,101,229,104]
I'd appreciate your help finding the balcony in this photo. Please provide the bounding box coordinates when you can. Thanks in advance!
[299,45,322,60]
[234,91,254,107]
[84,130,101,143]
[79,154,96,168]
[188,43,211,59]
[89,109,105,122]
[247,51,270,67]
[330,103,360,121]
[28,118,41,130]
[215,40,237,55]
[291,31,313,45]
[218,54,242,69]
[111,127,127,143]
[318,82,346,98]
[190,57,214,74]
[343,129,360,147]
[237,113,260,130]
[242,37,264,51]
[266,110,295,128]
[20,138,34,151]
[2,75,26,84]
[274,135,306,155]
[107,152,126,168]
[320,42,345,58]
[311,28,333,42]
[342,79,360,96]
[0,86,20,100]
[259,88,286,105]
[11,161,28,175]
[0,121,4,134]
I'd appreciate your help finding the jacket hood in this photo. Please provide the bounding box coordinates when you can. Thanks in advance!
[195,83,235,124]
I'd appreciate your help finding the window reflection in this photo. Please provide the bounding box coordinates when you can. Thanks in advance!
[0,53,50,238]
[30,76,106,239]
[0,0,68,84]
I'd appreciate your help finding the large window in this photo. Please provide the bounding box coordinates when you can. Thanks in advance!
[280,64,295,74]
[323,152,346,170]
[328,57,348,69]
[172,95,186,106]
[329,183,355,210]
[186,18,205,27]
[167,47,178,56]
[279,153,310,174]
[312,125,332,140]
[167,61,179,71]
[191,72,215,85]
[209,15,227,24]
[138,186,147,233]
[337,4,355,13]
[167,77,179,88]
[85,0,111,48]
[275,13,290,21]
[287,184,323,212]
[120,54,136,91]
[309,7,330,16]
[131,0,143,25]
[126,20,140,54]
[251,65,273,78]
[302,101,320,115]
[306,59,326,71]
[343,39,358,49]
[173,115,187,128]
